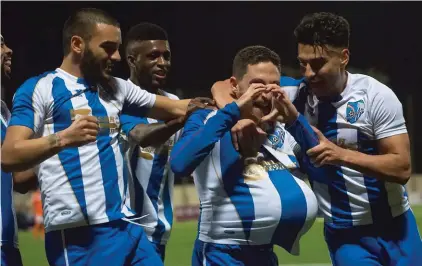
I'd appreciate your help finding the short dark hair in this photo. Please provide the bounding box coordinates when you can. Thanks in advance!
[232,45,281,79]
[62,8,120,55]
[124,23,168,55]
[294,12,350,48]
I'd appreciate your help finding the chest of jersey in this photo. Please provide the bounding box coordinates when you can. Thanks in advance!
[301,92,376,153]
[45,86,121,138]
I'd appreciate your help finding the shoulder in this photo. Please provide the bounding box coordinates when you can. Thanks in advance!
[279,76,307,102]
[13,71,58,104]
[16,71,57,94]
[349,73,401,107]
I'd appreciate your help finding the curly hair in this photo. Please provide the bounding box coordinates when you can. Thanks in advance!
[232,45,281,79]
[294,12,350,48]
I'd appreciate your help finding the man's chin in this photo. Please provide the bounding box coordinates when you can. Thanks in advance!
[1,69,11,81]
[152,79,166,89]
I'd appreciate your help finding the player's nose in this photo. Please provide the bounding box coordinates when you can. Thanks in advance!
[111,49,121,62]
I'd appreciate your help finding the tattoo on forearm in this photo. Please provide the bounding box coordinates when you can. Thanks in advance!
[47,133,60,148]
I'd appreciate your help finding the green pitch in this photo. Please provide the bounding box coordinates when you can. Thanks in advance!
[18,206,422,266]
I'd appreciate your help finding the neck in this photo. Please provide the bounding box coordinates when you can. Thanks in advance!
[129,72,159,94]
[60,55,83,78]
[334,71,348,95]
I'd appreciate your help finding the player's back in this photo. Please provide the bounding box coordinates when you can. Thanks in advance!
[281,73,409,229]
[9,68,156,232]
[185,109,318,255]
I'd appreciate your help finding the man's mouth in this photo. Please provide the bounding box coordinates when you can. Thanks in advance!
[153,70,167,79]
[4,59,11,67]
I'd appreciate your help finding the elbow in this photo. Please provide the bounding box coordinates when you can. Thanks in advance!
[2,147,29,172]
[170,158,190,177]
[1,153,16,173]
[397,163,411,185]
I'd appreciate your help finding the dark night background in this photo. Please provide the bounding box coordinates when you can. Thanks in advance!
[2,1,421,171]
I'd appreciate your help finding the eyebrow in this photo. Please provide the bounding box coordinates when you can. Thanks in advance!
[101,41,120,46]
[297,56,327,61]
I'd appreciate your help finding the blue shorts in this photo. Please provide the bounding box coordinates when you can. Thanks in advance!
[325,209,422,266]
[1,246,23,266]
[45,219,163,266]
[192,239,278,266]
[150,242,166,262]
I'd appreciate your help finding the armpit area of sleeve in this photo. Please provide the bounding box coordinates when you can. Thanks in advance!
[375,126,408,140]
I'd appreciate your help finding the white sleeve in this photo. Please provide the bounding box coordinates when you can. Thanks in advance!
[123,80,156,109]
[370,86,407,140]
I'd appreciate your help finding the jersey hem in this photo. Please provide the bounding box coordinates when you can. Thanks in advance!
[44,214,126,232]
[323,205,409,229]
[198,234,271,245]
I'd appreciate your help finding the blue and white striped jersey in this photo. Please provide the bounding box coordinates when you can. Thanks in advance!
[9,68,156,232]
[280,73,409,229]
[120,82,180,245]
[170,103,318,255]
[1,100,18,248]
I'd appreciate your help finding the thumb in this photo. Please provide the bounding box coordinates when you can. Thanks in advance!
[311,126,325,140]
[260,109,278,123]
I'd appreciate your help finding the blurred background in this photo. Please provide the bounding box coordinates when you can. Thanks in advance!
[2,1,421,265]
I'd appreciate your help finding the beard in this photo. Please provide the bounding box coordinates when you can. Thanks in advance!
[1,65,11,81]
[80,48,113,86]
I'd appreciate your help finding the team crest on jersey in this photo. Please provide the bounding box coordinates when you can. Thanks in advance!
[346,100,365,124]
[267,126,285,150]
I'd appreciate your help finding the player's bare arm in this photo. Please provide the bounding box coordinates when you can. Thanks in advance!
[307,129,411,185]
[146,96,214,122]
[130,97,215,147]
[13,169,38,194]
[1,115,99,172]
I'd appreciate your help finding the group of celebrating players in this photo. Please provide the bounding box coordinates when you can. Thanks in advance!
[1,7,421,266]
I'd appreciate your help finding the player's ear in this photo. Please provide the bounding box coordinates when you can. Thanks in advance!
[126,54,136,69]
[70,35,84,55]
[340,48,350,69]
[230,76,240,98]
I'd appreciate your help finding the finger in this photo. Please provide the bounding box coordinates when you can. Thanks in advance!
[81,115,99,124]
[83,129,100,136]
[84,122,101,130]
[311,126,325,140]
[195,97,215,105]
[251,87,268,98]
[314,152,328,166]
[260,109,279,122]
[84,135,97,143]
[306,145,324,157]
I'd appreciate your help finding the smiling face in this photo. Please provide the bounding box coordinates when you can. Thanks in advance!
[231,61,281,119]
[127,39,171,89]
[297,43,349,98]
[75,23,122,83]
[1,35,13,81]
